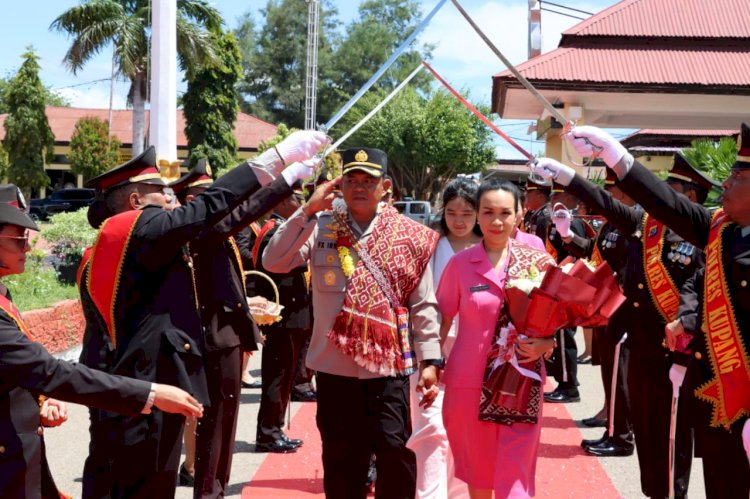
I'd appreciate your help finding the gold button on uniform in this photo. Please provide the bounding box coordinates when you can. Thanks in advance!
[741,280,747,288]
[184,343,191,351]
[633,302,640,308]
[695,352,702,360]
[237,302,243,309]
[637,283,644,290]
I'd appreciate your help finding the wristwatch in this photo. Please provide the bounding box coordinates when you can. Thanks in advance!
[421,358,446,370]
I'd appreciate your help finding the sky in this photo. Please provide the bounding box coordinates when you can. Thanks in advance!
[0,0,622,159]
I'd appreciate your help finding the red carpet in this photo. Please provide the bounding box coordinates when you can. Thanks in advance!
[243,388,620,498]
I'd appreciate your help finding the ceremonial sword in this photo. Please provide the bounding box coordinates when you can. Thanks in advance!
[319,0,448,133]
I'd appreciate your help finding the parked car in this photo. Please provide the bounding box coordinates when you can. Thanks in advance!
[30,188,96,221]
[393,199,432,226]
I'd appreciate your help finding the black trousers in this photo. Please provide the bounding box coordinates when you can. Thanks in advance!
[256,326,307,442]
[547,328,579,389]
[194,345,243,499]
[316,372,416,499]
[83,411,184,499]
[697,423,750,499]
[293,329,314,392]
[627,348,693,498]
[597,324,631,439]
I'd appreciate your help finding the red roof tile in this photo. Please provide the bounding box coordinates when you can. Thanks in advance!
[563,0,750,39]
[0,106,277,151]
[494,46,750,87]
[623,129,738,140]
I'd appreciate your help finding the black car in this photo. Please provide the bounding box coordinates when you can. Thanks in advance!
[30,188,96,221]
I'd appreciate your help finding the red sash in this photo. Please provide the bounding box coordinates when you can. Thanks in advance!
[0,293,33,340]
[590,223,605,267]
[76,246,93,288]
[641,214,680,322]
[695,209,750,428]
[251,219,276,268]
[86,210,142,347]
[545,232,558,261]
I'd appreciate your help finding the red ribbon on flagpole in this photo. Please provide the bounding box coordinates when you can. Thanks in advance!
[421,60,533,160]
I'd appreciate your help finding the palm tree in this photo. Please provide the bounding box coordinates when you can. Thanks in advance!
[51,0,223,155]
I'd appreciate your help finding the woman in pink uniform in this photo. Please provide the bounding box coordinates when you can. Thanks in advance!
[409,178,480,498]
[437,178,555,499]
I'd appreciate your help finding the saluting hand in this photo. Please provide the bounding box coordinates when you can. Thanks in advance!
[40,398,68,427]
[152,384,204,418]
[302,176,342,217]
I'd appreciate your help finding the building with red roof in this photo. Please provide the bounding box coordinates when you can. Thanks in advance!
[492,0,750,131]
[0,106,278,195]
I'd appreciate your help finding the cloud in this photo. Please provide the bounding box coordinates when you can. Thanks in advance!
[55,86,128,110]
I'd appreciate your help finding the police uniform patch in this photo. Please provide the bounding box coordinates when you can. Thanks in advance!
[324,270,336,286]
[326,254,336,265]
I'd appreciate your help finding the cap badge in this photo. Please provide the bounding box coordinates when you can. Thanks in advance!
[355,150,368,163]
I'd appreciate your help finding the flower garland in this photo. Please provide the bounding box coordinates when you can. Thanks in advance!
[331,198,356,278]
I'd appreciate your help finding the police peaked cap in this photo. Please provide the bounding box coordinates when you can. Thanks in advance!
[667,153,720,191]
[735,122,750,171]
[170,158,214,194]
[86,146,167,191]
[0,184,38,231]
[342,148,387,178]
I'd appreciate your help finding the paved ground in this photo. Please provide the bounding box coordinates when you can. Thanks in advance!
[46,333,707,498]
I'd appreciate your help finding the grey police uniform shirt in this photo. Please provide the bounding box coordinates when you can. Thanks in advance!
[262,206,442,379]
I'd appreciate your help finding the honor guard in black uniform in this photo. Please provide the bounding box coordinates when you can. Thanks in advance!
[561,169,635,456]
[566,123,750,499]
[0,185,203,499]
[543,182,589,403]
[533,145,718,498]
[171,158,296,498]
[243,185,312,453]
[522,179,551,240]
[77,131,327,498]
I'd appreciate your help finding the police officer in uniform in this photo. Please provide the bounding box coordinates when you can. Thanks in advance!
[543,182,589,403]
[523,180,551,240]
[566,123,750,499]
[246,185,312,453]
[171,158,301,497]
[532,151,718,498]
[559,169,635,456]
[78,131,326,498]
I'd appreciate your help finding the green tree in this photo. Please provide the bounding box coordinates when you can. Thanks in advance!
[340,87,495,201]
[183,31,242,173]
[0,142,8,180]
[68,116,122,182]
[236,0,339,127]
[50,0,223,156]
[330,0,433,102]
[2,49,55,196]
[0,75,69,114]
[682,136,735,207]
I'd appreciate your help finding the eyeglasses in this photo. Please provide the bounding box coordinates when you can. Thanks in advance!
[0,230,30,250]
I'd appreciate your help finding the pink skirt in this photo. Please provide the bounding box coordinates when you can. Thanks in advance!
[443,386,542,497]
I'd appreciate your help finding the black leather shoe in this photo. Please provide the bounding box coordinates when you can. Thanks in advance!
[281,433,303,448]
[242,380,262,389]
[584,437,634,457]
[255,439,298,453]
[581,432,608,448]
[544,388,580,403]
[291,390,317,402]
[178,463,195,487]
[582,416,608,427]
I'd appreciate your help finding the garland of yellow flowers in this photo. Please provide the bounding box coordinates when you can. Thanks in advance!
[331,198,357,278]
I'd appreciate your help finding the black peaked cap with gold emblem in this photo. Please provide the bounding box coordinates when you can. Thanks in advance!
[735,122,750,171]
[525,177,551,193]
[342,148,387,178]
[0,184,38,230]
[667,153,721,191]
[86,146,167,191]
[170,158,214,194]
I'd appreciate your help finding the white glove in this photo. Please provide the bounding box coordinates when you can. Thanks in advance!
[742,418,750,464]
[552,209,571,238]
[564,125,628,168]
[669,364,687,397]
[530,158,575,186]
[276,130,328,165]
[281,158,322,187]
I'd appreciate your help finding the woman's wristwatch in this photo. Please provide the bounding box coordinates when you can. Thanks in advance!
[421,358,446,370]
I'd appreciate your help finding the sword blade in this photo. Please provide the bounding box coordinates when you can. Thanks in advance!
[322,63,424,157]
[450,0,568,125]
[421,60,533,160]
[321,0,448,132]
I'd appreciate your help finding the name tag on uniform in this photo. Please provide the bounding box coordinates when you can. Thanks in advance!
[317,241,336,249]
[469,284,490,292]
